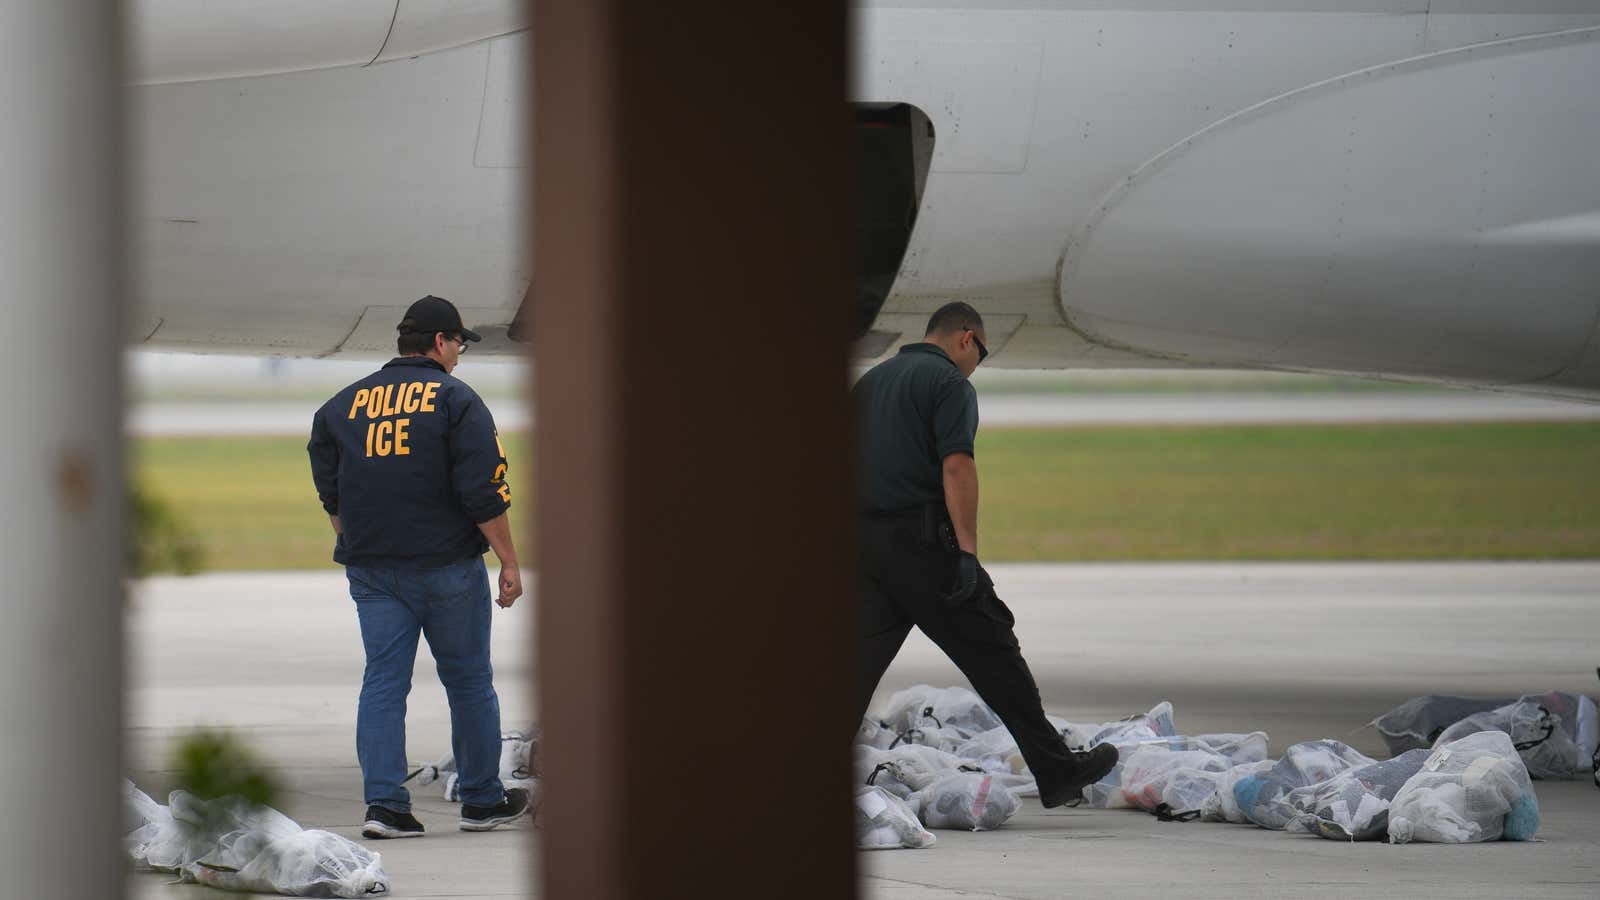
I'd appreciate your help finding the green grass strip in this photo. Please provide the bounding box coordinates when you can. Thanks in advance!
[977,422,1600,560]
[133,423,1600,571]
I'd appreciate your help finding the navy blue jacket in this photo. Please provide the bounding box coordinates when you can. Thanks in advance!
[308,356,511,567]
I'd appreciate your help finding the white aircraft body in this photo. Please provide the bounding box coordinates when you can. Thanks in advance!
[128,1,1600,398]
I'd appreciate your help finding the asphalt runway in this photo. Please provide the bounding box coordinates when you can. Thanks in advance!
[127,391,1600,436]
[127,564,1599,898]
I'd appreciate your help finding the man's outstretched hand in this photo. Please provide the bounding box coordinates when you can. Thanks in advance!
[941,551,980,605]
[497,565,523,608]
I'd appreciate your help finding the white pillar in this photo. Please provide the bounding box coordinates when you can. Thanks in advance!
[0,2,126,898]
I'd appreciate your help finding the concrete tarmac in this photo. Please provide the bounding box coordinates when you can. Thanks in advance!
[127,564,1599,898]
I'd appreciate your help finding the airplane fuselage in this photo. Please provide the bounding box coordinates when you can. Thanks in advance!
[129,1,1600,398]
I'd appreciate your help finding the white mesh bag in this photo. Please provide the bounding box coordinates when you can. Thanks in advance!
[909,772,1021,831]
[954,724,1022,771]
[1374,695,1509,755]
[856,717,898,750]
[1235,740,1376,830]
[1189,732,1270,766]
[1375,691,1598,780]
[1199,760,1275,823]
[1281,749,1430,841]
[855,786,936,850]
[415,728,541,802]
[879,685,1002,738]
[173,796,390,897]
[1388,730,1540,844]
[1087,702,1177,748]
[1434,697,1585,780]
[185,827,388,897]
[855,744,969,798]
[883,723,970,754]
[136,790,242,873]
[1117,747,1233,815]
[1077,703,1181,808]
[125,781,186,870]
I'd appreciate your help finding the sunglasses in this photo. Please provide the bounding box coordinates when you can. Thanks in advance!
[970,331,988,364]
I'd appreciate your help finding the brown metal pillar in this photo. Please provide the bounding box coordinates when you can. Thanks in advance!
[531,1,856,898]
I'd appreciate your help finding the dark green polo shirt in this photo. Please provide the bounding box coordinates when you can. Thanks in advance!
[854,342,979,513]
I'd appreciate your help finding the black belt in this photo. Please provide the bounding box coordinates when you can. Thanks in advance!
[859,503,957,551]
[859,507,925,520]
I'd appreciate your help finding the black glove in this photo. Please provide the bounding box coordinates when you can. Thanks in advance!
[940,551,980,605]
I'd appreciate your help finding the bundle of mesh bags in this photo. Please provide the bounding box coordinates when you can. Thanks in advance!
[1072,704,1272,816]
[853,743,1027,838]
[852,688,1031,844]
[125,781,389,897]
[1375,691,1598,781]
[852,683,1555,852]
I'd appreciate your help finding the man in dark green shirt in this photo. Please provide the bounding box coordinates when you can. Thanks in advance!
[853,302,1117,808]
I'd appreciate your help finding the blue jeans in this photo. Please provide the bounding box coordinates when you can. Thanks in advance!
[347,556,505,811]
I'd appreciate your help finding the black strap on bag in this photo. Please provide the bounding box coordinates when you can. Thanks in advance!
[1150,803,1200,823]
[889,728,922,749]
[1512,707,1556,752]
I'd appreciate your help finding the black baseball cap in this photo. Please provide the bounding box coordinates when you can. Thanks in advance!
[397,295,481,343]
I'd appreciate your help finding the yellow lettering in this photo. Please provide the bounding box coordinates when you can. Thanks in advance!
[420,382,440,412]
[349,389,369,419]
[381,384,398,417]
[497,484,512,503]
[402,382,421,414]
[394,418,410,455]
[492,463,507,484]
[494,433,505,457]
[365,422,376,457]
[374,420,394,456]
[365,387,384,419]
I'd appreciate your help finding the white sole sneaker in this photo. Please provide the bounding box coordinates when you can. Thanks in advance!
[362,820,425,839]
[458,807,530,832]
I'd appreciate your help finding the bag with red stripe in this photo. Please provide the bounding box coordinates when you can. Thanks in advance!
[909,772,1021,831]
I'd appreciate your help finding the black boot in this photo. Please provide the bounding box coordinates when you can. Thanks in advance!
[1040,743,1120,808]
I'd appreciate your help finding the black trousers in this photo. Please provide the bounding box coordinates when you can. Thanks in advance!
[856,514,1079,799]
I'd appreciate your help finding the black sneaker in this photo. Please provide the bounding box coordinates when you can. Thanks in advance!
[1040,743,1121,809]
[460,786,533,832]
[362,805,425,839]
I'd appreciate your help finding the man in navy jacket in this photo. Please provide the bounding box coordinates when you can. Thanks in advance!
[308,295,531,838]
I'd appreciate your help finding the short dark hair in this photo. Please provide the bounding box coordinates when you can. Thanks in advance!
[924,301,984,338]
[397,328,457,356]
